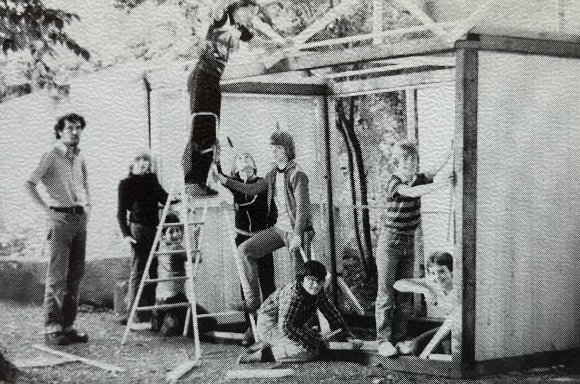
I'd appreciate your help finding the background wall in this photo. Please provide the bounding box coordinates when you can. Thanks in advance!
[476,51,580,360]
[149,86,327,313]
[0,64,148,263]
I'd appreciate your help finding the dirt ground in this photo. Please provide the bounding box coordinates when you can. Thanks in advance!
[1,300,579,384]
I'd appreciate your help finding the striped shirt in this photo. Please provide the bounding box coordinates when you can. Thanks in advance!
[383,172,432,234]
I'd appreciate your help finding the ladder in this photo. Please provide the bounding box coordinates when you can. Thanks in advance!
[120,178,208,358]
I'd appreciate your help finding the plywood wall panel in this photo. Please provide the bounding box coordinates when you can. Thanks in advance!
[475,51,580,360]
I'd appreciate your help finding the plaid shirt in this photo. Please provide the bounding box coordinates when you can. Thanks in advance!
[258,281,348,351]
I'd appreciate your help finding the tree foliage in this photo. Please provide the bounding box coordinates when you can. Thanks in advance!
[0,0,89,59]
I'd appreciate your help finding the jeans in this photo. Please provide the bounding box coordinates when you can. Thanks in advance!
[183,61,221,184]
[238,226,304,310]
[44,211,88,333]
[127,223,158,320]
[257,312,318,362]
[236,233,275,323]
[375,228,415,344]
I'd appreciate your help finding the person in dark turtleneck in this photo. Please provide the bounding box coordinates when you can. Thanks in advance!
[117,151,172,324]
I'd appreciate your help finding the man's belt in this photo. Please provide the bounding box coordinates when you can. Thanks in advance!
[50,206,84,214]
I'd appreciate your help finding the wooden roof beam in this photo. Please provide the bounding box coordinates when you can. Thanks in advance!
[293,0,360,45]
[284,36,455,72]
[392,0,450,39]
[329,68,455,96]
[447,0,499,43]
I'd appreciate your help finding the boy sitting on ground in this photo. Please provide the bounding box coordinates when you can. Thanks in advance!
[394,251,454,356]
[238,260,354,364]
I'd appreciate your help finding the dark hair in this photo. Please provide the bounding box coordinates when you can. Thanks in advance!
[297,260,327,283]
[426,251,453,273]
[270,130,296,161]
[54,113,86,139]
[161,212,183,235]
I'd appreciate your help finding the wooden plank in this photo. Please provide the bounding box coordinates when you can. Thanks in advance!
[392,0,450,38]
[294,0,360,45]
[32,344,126,372]
[328,340,377,351]
[252,18,285,44]
[287,37,454,72]
[372,0,383,44]
[220,81,327,96]
[454,47,478,369]
[330,68,455,97]
[455,34,580,59]
[225,368,295,379]
[14,356,74,368]
[447,0,499,42]
[165,360,200,383]
[290,23,455,51]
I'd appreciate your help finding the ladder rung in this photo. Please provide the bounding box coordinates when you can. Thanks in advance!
[197,311,241,318]
[154,249,200,255]
[145,276,188,283]
[162,221,205,226]
[136,302,191,311]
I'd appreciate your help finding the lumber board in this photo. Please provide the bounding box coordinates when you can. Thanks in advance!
[32,344,126,372]
[165,360,200,383]
[225,368,295,379]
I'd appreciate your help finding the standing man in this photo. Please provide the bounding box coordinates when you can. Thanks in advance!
[218,130,313,313]
[25,113,91,346]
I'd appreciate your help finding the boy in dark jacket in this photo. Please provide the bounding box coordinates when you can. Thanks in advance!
[224,152,277,346]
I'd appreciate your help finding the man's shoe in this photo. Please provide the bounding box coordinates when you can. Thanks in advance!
[64,330,89,343]
[378,340,398,357]
[44,331,70,346]
[240,327,255,348]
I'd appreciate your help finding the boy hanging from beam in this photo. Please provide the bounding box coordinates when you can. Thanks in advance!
[237,260,356,364]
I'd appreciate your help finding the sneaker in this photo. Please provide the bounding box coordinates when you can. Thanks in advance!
[396,340,416,355]
[240,327,255,348]
[378,340,398,357]
[64,329,89,343]
[44,331,70,346]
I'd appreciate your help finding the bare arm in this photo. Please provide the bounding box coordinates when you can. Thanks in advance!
[393,278,433,296]
[24,181,50,215]
[397,173,453,198]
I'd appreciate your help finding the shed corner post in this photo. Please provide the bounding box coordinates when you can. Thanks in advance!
[454,42,479,372]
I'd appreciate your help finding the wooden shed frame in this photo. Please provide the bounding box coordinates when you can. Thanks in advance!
[212,32,580,377]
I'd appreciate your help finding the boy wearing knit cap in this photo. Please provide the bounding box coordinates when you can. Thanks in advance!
[218,130,313,313]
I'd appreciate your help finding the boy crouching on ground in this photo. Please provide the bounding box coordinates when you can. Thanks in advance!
[238,260,353,364]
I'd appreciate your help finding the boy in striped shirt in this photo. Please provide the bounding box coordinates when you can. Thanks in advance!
[376,140,453,357]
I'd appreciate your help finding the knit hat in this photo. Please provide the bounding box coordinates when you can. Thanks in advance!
[270,130,296,161]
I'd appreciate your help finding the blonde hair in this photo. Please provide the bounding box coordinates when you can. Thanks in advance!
[391,139,418,165]
[230,152,257,177]
[128,150,153,175]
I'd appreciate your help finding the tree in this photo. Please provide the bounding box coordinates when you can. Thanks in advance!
[0,0,89,97]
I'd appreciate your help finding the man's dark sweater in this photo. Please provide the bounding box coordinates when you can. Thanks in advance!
[117,173,169,238]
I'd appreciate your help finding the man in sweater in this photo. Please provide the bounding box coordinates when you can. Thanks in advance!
[217,130,313,313]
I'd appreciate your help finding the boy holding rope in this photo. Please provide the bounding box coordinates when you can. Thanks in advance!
[376,139,453,357]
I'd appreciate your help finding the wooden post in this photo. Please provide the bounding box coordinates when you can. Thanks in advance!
[373,0,383,45]
[454,46,478,369]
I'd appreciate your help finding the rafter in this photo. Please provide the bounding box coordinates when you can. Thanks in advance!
[391,0,450,38]
[293,0,361,45]
[447,0,499,42]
